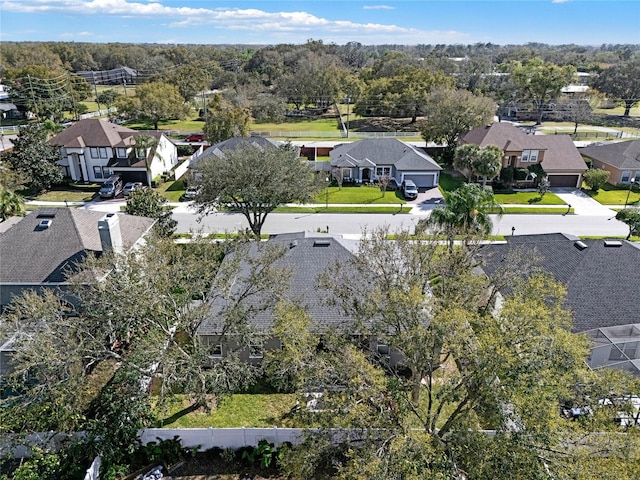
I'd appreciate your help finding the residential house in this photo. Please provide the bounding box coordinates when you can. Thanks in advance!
[196,232,402,366]
[479,233,640,375]
[580,140,640,185]
[48,119,178,185]
[329,138,442,188]
[0,208,155,374]
[0,208,155,310]
[460,122,587,187]
[75,66,138,86]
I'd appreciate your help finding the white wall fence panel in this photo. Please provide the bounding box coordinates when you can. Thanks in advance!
[139,427,303,450]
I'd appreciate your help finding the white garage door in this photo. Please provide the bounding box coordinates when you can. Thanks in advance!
[402,173,436,188]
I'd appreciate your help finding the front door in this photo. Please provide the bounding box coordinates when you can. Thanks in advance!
[362,168,371,183]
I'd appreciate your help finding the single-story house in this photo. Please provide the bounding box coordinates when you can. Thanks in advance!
[76,66,138,86]
[48,119,178,185]
[191,136,283,166]
[580,140,640,185]
[460,122,588,188]
[0,208,155,310]
[329,138,442,189]
[479,233,640,375]
[196,232,403,366]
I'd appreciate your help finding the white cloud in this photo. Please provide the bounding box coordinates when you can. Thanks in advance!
[0,0,469,45]
[363,5,395,9]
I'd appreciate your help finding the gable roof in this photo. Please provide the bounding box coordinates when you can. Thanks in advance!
[192,136,282,167]
[330,138,441,171]
[0,209,155,285]
[536,135,588,173]
[461,122,546,151]
[48,119,139,149]
[580,140,640,170]
[197,233,358,335]
[479,233,640,333]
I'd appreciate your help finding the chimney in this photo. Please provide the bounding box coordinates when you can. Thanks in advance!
[98,213,124,254]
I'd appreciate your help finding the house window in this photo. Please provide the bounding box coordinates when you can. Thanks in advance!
[90,147,98,158]
[117,148,127,158]
[521,150,530,162]
[249,341,263,359]
[376,342,390,358]
[621,171,631,183]
[210,343,223,358]
[93,166,104,179]
[376,167,391,177]
[530,150,539,162]
[99,147,108,159]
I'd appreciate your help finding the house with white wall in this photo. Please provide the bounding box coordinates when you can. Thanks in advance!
[48,119,178,185]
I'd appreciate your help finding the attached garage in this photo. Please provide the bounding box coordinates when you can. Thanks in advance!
[401,173,437,189]
[548,174,580,188]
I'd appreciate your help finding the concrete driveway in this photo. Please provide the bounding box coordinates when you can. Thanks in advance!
[408,187,445,215]
[552,188,618,216]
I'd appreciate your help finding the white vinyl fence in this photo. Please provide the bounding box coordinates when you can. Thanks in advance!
[173,145,203,180]
[139,427,303,450]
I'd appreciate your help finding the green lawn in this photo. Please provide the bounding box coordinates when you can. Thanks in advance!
[312,185,406,204]
[274,206,407,214]
[156,179,187,202]
[497,207,574,214]
[154,394,296,428]
[584,184,640,206]
[24,188,97,202]
[493,191,566,205]
[438,172,465,193]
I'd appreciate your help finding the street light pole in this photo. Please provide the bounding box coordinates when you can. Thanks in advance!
[325,176,329,209]
[624,177,637,208]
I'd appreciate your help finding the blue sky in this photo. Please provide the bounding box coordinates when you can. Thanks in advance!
[1,0,639,46]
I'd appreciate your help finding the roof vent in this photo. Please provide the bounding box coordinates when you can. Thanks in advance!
[313,239,331,247]
[604,240,623,247]
[38,219,52,229]
[574,241,588,250]
[37,209,57,218]
[289,240,298,249]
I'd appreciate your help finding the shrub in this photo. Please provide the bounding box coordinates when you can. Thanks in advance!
[583,168,610,191]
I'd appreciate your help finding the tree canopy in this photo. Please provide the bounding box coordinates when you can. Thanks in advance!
[591,60,640,116]
[5,124,63,192]
[194,144,322,237]
[124,187,177,237]
[116,81,188,130]
[419,87,496,164]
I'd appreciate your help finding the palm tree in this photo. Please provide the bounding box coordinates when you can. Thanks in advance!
[0,186,26,222]
[424,183,502,251]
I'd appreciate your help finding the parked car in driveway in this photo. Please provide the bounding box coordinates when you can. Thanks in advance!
[402,179,418,200]
[185,133,206,142]
[99,175,123,199]
[183,185,202,200]
[123,181,143,197]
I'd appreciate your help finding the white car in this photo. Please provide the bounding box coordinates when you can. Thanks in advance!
[183,185,202,200]
[123,182,143,197]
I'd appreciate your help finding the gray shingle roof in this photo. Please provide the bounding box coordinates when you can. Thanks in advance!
[197,233,358,335]
[191,136,282,167]
[580,140,640,170]
[479,233,640,332]
[330,138,441,171]
[536,135,588,173]
[0,209,155,284]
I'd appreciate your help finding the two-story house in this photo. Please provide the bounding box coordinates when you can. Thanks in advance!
[460,122,587,188]
[48,119,178,186]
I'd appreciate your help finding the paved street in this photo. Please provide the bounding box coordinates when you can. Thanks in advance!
[172,209,629,237]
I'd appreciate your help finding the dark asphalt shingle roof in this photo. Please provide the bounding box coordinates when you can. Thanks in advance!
[580,140,640,170]
[0,209,155,284]
[197,233,359,335]
[330,138,441,171]
[191,136,282,167]
[479,233,640,332]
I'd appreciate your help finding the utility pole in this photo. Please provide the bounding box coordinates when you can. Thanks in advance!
[346,96,351,138]
[27,74,39,118]
[92,72,102,114]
